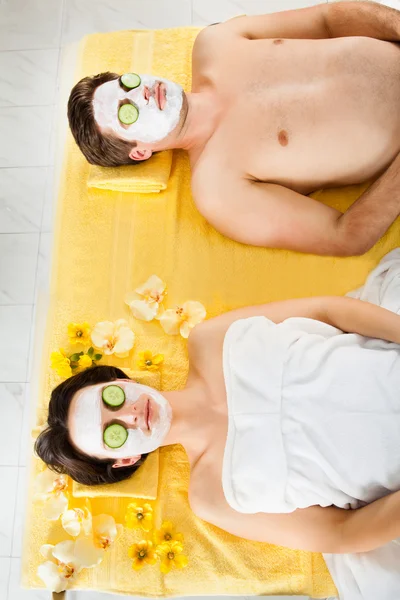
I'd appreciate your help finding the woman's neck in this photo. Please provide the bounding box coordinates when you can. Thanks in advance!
[161,380,219,465]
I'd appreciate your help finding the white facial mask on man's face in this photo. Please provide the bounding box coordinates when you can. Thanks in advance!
[71,381,172,459]
[93,76,183,144]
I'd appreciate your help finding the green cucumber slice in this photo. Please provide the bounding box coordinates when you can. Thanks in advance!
[118,103,139,125]
[103,423,128,449]
[102,385,125,408]
[121,73,141,89]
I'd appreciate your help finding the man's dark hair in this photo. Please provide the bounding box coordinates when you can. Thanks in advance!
[35,365,149,486]
[67,72,139,167]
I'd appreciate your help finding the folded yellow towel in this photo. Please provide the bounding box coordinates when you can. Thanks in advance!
[23,25,400,598]
[87,150,173,193]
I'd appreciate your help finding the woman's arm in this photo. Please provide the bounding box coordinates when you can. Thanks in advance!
[195,295,400,345]
[193,487,400,553]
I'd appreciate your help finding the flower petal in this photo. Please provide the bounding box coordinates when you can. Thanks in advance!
[44,492,69,521]
[129,299,158,322]
[34,469,58,494]
[184,301,207,324]
[113,327,135,355]
[132,558,146,571]
[159,309,181,335]
[152,354,164,365]
[37,561,66,593]
[160,559,172,574]
[39,544,55,560]
[51,541,77,566]
[61,510,82,537]
[74,537,104,568]
[179,320,192,339]
[91,321,114,349]
[173,554,188,569]
[93,514,118,543]
[136,275,166,296]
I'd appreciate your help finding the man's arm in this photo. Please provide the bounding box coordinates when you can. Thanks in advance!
[224,1,400,43]
[198,152,400,256]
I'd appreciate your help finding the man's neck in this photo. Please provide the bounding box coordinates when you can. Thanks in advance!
[170,91,221,153]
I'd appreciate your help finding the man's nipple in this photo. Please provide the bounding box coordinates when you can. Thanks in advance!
[278,129,289,147]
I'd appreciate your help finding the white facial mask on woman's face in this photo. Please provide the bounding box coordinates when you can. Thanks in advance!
[93,76,183,144]
[71,381,172,459]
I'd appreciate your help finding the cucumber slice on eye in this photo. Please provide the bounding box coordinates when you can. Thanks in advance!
[102,385,126,407]
[118,103,139,125]
[103,423,128,449]
[120,73,141,89]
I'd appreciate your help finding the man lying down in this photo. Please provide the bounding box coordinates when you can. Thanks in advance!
[68,0,400,257]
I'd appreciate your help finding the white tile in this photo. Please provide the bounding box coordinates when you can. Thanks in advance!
[0,384,25,466]
[40,167,56,233]
[11,468,27,557]
[18,386,33,468]
[35,233,52,296]
[0,234,39,305]
[0,558,10,598]
[0,106,54,168]
[62,0,192,45]
[0,467,18,556]
[0,49,59,108]
[0,0,63,52]
[8,558,48,600]
[0,305,33,382]
[0,168,48,234]
[192,0,326,25]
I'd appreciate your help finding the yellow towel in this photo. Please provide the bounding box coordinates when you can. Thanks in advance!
[87,150,173,193]
[23,25,400,598]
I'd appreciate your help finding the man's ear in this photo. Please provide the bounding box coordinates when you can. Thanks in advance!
[129,148,152,161]
[112,456,141,469]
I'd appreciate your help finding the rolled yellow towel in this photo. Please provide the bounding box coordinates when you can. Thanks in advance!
[87,149,173,193]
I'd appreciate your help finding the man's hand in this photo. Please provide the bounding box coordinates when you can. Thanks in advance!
[225,1,400,43]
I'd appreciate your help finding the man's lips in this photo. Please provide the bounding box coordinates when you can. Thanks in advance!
[155,82,166,110]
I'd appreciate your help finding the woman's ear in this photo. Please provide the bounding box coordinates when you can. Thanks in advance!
[129,148,152,161]
[112,456,141,469]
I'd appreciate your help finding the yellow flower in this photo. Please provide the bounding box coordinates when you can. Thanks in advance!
[125,502,153,532]
[34,467,69,520]
[50,349,72,378]
[125,275,167,322]
[128,540,158,571]
[138,350,164,371]
[91,319,135,358]
[160,301,206,338]
[157,541,188,574]
[154,521,184,546]
[78,354,92,369]
[67,322,91,345]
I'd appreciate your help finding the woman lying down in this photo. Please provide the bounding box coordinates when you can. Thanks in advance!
[36,249,400,600]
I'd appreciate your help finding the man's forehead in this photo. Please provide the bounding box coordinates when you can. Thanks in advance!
[93,79,123,105]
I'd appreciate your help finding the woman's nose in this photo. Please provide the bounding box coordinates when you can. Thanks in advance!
[117,401,139,426]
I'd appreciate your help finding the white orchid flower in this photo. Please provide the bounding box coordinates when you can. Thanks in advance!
[124,275,167,321]
[34,468,69,520]
[160,300,206,338]
[37,541,87,593]
[61,507,92,537]
[91,319,135,358]
[74,514,123,568]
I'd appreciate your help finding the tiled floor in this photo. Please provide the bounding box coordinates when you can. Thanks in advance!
[0,0,398,598]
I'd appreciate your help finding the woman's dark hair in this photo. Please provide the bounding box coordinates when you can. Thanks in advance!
[35,365,149,486]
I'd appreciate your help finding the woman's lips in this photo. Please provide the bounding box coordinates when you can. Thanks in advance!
[146,399,152,431]
[155,82,166,110]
